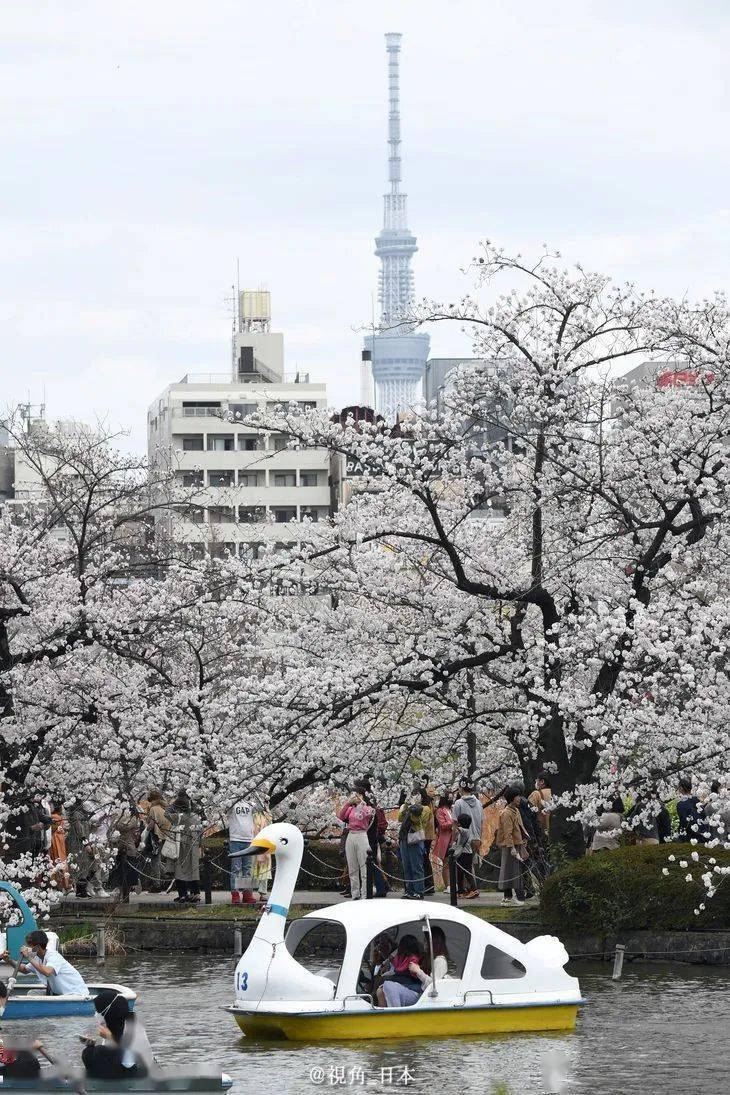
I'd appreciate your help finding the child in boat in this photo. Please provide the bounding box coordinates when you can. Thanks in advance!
[376,935,425,1008]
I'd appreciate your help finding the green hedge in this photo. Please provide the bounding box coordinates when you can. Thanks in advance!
[540,843,730,932]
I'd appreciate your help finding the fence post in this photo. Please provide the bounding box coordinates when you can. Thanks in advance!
[449,852,458,907]
[365,852,374,900]
[119,853,130,904]
[95,924,105,963]
[202,852,213,905]
[233,923,243,959]
[612,944,626,980]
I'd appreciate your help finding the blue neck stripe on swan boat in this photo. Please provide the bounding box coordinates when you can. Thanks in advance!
[268,903,288,917]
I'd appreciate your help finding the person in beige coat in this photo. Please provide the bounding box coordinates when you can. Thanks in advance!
[496,787,529,906]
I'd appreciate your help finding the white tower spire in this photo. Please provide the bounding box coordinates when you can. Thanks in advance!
[366,32,429,420]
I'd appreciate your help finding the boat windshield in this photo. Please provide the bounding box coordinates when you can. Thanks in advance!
[357,918,471,1001]
[285,918,348,988]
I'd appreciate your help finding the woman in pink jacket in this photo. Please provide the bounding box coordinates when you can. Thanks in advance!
[338,790,375,900]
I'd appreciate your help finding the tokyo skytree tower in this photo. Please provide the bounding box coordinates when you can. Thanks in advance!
[365,33,429,419]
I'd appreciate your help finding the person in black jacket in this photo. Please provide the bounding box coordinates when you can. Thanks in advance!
[676,777,709,843]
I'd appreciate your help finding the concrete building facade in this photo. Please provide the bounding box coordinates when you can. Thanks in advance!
[148,293,331,559]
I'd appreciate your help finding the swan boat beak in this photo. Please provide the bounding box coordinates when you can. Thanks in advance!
[229,837,276,859]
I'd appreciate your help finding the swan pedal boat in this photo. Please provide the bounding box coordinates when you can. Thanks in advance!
[226,823,584,1041]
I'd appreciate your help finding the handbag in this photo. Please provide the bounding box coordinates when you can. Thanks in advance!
[406,828,425,845]
[138,824,161,859]
[161,828,180,860]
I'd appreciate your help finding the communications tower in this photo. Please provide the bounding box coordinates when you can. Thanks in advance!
[365,33,429,419]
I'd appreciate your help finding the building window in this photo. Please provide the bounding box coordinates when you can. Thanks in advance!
[300,506,328,523]
[230,403,258,419]
[182,436,204,451]
[298,401,317,410]
[272,507,297,523]
[178,505,204,524]
[238,541,262,561]
[300,472,319,487]
[178,470,204,488]
[207,506,235,525]
[273,472,296,487]
[239,472,263,488]
[239,506,266,524]
[209,470,234,487]
[207,435,234,452]
[271,434,291,451]
[238,436,261,451]
[209,542,235,560]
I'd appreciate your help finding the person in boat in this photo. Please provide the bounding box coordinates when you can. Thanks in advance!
[82,989,153,1080]
[0,1029,43,1080]
[17,930,89,996]
[376,935,426,1008]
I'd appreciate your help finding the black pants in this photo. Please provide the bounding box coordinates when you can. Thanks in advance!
[456,850,475,892]
[422,840,434,894]
[175,878,200,898]
[2,1053,41,1079]
[82,1044,142,1080]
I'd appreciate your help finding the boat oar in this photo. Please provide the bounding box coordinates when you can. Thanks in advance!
[37,1044,88,1095]
[0,957,24,1018]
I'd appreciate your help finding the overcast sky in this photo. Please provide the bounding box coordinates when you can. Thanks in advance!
[3,0,730,452]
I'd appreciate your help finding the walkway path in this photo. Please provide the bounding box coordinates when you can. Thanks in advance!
[58,888,538,912]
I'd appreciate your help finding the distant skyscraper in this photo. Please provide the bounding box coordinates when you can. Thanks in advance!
[365,33,429,420]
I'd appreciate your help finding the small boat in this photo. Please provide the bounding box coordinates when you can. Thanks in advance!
[0,1071,233,1091]
[0,882,137,1019]
[0,980,137,1020]
[226,823,584,1041]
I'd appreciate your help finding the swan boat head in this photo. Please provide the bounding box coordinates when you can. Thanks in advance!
[232,822,335,1005]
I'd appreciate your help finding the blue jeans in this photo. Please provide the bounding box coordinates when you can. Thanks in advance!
[400,840,424,896]
[230,840,253,891]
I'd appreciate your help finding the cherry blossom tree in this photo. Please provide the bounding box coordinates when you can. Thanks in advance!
[244,243,730,855]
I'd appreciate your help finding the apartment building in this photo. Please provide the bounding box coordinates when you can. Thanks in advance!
[147,292,331,559]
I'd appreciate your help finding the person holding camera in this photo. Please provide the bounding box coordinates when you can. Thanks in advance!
[338,787,375,900]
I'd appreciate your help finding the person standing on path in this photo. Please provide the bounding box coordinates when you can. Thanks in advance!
[397,799,429,899]
[528,774,552,839]
[356,779,389,898]
[338,788,375,900]
[496,786,529,906]
[432,793,454,891]
[139,789,171,891]
[452,780,484,896]
[228,795,256,905]
[168,791,202,903]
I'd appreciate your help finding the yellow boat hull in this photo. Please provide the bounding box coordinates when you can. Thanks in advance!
[233,1003,579,1041]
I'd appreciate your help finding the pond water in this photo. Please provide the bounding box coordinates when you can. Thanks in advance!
[2,955,728,1095]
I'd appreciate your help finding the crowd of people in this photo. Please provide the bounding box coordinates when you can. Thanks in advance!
[5,771,727,907]
[335,771,729,905]
[9,790,274,906]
